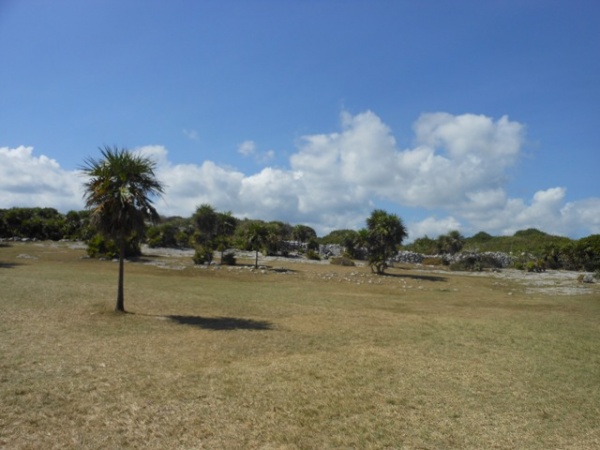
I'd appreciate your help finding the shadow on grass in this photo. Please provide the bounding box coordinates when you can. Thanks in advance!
[0,261,22,269]
[382,272,447,282]
[167,315,274,331]
[226,264,299,273]
[130,256,166,263]
[266,266,298,273]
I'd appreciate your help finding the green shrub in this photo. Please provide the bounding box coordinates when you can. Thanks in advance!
[525,261,537,272]
[405,236,439,254]
[524,260,545,273]
[479,255,503,269]
[307,238,320,251]
[146,224,179,248]
[86,234,141,259]
[449,256,482,272]
[146,226,162,248]
[220,252,237,266]
[306,249,321,261]
[513,253,544,272]
[448,254,503,272]
[193,245,214,265]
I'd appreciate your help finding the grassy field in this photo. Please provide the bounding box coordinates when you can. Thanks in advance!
[1,242,599,449]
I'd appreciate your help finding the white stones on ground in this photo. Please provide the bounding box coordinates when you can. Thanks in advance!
[16,253,37,259]
[581,273,595,283]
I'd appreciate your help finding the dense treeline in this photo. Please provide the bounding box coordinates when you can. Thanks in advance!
[0,206,320,264]
[401,228,600,272]
[0,207,94,241]
[1,206,599,272]
[318,227,600,272]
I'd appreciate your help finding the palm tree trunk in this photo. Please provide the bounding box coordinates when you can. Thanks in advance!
[115,242,125,312]
[254,249,259,268]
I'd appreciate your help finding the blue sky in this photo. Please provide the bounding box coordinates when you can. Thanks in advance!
[1,0,599,239]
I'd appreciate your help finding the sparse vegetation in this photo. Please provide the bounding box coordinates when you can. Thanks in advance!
[86,233,142,259]
[1,242,599,449]
[192,244,215,265]
[2,204,599,274]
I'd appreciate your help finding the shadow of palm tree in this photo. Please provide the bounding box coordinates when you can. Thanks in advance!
[382,273,447,282]
[167,315,274,330]
[268,266,298,273]
[0,262,22,269]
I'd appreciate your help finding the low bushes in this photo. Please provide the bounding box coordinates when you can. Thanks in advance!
[449,254,503,272]
[192,245,214,265]
[86,234,141,259]
[220,252,237,266]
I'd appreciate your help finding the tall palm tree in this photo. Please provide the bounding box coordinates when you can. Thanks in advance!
[81,146,164,312]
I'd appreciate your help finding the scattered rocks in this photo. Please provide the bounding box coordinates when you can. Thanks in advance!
[16,254,38,260]
[444,252,515,268]
[390,251,424,265]
[389,251,515,268]
[579,273,595,284]
[2,237,36,242]
[466,268,596,295]
[318,244,345,258]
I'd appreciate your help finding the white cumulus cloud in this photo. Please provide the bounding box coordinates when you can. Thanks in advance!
[1,110,598,239]
[0,146,83,211]
[408,216,463,241]
[238,140,275,164]
[183,129,200,141]
[289,110,526,213]
[238,140,256,156]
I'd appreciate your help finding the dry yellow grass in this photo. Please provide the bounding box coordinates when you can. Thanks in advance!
[1,242,599,449]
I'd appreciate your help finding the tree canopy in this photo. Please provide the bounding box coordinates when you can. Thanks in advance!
[365,209,408,274]
[81,146,164,312]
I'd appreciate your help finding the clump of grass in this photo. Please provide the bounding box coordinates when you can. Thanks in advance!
[330,256,355,266]
[422,257,445,266]
[306,249,321,261]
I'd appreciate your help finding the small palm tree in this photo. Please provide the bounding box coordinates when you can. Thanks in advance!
[81,146,164,312]
[437,230,465,255]
[366,209,408,274]
[243,222,269,268]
